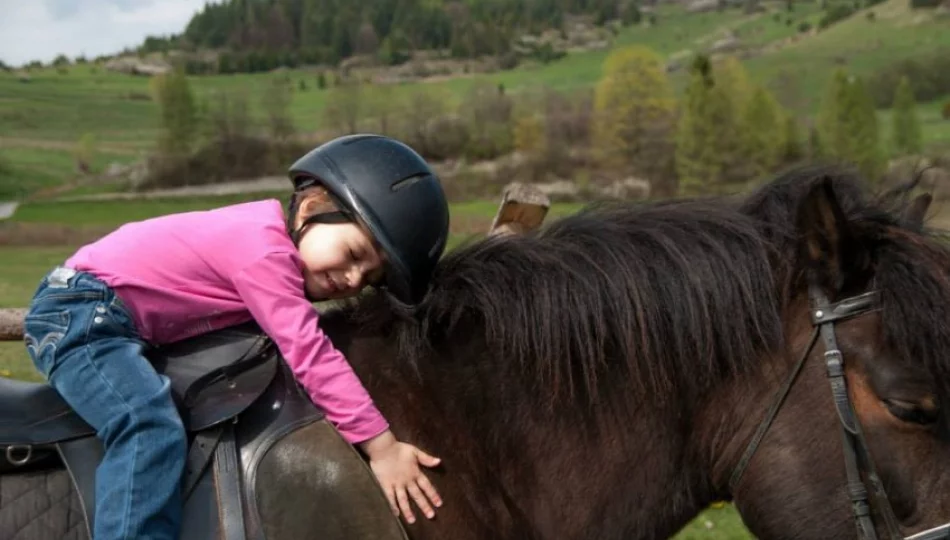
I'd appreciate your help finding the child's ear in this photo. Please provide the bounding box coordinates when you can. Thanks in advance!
[294,195,336,230]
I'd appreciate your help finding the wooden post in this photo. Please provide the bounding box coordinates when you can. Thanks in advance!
[488,183,551,237]
[0,308,26,341]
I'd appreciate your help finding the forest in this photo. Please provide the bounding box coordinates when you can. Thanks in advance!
[136,0,645,72]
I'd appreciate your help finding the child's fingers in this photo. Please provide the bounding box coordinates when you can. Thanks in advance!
[396,486,417,524]
[416,474,443,508]
[385,486,399,517]
[407,482,435,519]
[415,448,441,467]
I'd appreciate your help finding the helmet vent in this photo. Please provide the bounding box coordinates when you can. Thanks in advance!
[391,173,428,192]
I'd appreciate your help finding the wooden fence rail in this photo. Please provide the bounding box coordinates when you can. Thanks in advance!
[0,308,26,341]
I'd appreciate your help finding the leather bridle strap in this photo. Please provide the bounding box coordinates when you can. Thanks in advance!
[728,326,818,493]
[811,286,902,540]
[729,287,910,540]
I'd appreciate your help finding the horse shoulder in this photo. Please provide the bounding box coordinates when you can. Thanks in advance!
[254,419,408,540]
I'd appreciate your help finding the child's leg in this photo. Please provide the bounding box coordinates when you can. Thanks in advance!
[24,269,186,540]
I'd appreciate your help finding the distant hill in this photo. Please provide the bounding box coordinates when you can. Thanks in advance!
[135,0,646,74]
[2,0,949,201]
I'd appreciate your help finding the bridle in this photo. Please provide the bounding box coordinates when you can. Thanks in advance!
[728,284,950,540]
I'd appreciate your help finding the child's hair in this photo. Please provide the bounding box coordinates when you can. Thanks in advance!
[295,185,340,224]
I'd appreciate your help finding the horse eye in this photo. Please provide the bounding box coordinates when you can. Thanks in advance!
[883,398,939,425]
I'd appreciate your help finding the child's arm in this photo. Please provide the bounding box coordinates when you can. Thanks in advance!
[232,251,387,440]
[231,251,442,522]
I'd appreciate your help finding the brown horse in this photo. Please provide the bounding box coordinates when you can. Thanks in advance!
[301,164,950,539]
[2,164,949,539]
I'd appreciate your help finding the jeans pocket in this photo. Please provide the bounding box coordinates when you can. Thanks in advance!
[24,310,70,377]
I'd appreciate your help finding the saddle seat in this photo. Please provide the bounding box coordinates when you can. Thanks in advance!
[0,320,279,446]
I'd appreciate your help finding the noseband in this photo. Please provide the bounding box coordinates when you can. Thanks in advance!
[729,285,950,540]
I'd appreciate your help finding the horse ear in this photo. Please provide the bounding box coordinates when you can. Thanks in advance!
[900,193,932,232]
[796,176,870,294]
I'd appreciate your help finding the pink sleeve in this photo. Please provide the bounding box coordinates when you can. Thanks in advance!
[232,251,389,444]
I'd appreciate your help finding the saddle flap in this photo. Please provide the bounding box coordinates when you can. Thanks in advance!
[149,321,279,432]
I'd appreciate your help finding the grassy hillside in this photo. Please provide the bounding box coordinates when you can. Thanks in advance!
[2,0,948,200]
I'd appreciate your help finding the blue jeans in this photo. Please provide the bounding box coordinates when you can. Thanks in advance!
[23,267,186,540]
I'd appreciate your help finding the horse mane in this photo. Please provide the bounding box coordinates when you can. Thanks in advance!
[338,163,950,412]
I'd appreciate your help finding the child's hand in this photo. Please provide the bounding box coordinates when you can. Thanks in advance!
[359,430,443,524]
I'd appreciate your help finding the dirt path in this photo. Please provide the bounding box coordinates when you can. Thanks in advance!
[49,176,291,202]
[0,137,144,155]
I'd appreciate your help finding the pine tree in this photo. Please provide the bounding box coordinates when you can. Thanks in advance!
[710,56,752,186]
[675,55,721,194]
[891,76,922,155]
[817,69,884,180]
[845,74,884,180]
[742,85,787,180]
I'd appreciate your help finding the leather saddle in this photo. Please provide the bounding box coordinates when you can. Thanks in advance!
[0,320,326,540]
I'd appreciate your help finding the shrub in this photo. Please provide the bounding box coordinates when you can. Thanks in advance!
[819,4,855,29]
[867,53,950,107]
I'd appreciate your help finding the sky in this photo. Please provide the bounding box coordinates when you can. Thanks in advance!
[0,0,213,67]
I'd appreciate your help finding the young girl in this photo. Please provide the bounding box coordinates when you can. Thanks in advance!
[22,134,450,539]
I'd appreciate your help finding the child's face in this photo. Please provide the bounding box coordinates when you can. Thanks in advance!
[296,222,384,300]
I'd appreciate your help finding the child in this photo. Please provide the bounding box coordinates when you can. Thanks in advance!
[22,134,450,539]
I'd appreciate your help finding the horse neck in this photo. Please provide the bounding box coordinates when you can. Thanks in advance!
[692,297,818,494]
[335,325,725,540]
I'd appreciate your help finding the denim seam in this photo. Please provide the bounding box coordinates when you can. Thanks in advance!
[79,343,139,539]
[37,292,104,302]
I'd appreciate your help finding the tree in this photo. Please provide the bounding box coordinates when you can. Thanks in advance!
[593,45,677,185]
[891,75,922,155]
[675,55,754,194]
[150,68,198,158]
[675,55,722,194]
[742,85,786,179]
[817,69,884,180]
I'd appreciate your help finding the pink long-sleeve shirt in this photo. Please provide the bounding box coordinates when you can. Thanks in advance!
[65,199,389,444]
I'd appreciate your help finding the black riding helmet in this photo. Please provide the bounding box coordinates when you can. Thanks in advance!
[286,134,450,305]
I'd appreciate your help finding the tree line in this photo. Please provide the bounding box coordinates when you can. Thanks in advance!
[138,0,642,72]
[144,44,926,199]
